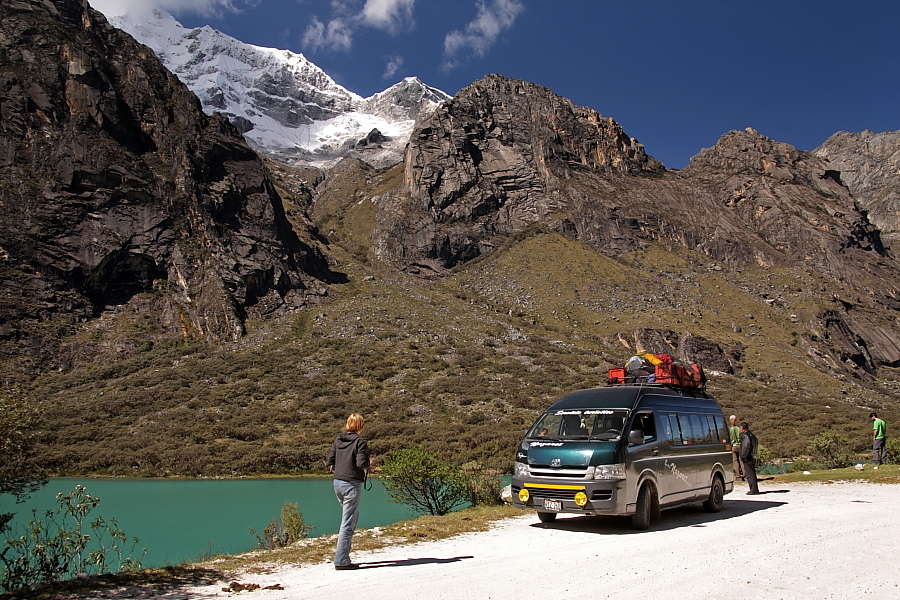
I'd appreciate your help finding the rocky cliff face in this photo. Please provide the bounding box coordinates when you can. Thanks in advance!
[681,128,888,278]
[371,77,892,284]
[353,75,900,375]
[681,129,900,374]
[371,74,665,275]
[814,129,900,253]
[0,0,332,357]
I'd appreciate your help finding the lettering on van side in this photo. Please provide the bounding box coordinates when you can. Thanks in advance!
[530,441,564,447]
[664,459,689,485]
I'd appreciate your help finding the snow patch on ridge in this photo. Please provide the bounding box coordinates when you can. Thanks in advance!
[111,10,450,165]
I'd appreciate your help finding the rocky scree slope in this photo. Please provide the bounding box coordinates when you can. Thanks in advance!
[0,0,334,369]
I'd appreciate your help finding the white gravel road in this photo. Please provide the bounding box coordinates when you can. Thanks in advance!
[186,480,898,600]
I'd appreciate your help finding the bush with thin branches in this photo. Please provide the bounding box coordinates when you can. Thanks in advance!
[249,501,315,550]
[1,486,144,594]
[379,447,467,516]
[807,432,852,469]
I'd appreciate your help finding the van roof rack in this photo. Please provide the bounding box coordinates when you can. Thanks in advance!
[607,368,707,392]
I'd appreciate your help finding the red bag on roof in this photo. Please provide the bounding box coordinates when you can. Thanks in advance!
[654,362,706,388]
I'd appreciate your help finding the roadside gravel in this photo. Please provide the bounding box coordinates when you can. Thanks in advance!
[185,481,898,600]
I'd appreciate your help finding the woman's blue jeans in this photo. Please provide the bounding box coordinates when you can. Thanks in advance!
[333,479,361,566]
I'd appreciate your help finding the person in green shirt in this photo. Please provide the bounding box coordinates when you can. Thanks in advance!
[870,412,887,466]
[729,415,744,481]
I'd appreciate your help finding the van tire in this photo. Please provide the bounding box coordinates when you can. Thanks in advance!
[631,484,654,530]
[703,475,725,513]
[537,512,557,523]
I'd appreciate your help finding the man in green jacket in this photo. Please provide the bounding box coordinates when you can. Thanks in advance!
[729,415,744,481]
[870,412,887,467]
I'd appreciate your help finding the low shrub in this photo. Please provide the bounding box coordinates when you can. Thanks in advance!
[884,437,900,465]
[786,458,814,473]
[756,445,774,467]
[250,501,315,550]
[807,432,852,469]
[459,461,504,507]
[1,486,144,594]
[380,447,467,516]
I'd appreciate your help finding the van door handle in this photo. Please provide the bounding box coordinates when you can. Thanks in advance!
[652,449,658,456]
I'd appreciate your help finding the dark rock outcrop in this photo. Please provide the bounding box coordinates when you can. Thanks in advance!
[0,0,332,349]
[618,329,744,375]
[814,130,900,253]
[373,74,665,275]
[681,128,889,278]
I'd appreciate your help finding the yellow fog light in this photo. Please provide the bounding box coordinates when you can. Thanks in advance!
[574,491,588,507]
[518,488,530,503]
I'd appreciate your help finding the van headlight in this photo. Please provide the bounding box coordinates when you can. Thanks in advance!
[514,462,529,477]
[593,464,625,480]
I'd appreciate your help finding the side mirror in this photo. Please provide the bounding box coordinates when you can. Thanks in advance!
[628,429,645,446]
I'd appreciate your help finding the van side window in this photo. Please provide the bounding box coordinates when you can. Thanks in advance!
[712,413,727,443]
[700,415,719,444]
[632,412,656,442]
[692,414,706,444]
[664,413,683,445]
[705,414,720,444]
[675,414,692,444]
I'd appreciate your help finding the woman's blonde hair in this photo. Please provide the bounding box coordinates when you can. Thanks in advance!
[345,413,365,433]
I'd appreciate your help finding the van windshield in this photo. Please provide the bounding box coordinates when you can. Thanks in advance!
[527,409,630,441]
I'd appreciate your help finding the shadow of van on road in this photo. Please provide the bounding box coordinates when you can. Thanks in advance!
[529,495,788,535]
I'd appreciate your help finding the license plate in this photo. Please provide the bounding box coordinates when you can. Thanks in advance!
[543,499,562,511]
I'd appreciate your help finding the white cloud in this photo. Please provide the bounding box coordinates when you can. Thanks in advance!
[89,0,241,19]
[443,0,523,68]
[301,0,415,54]
[361,0,415,34]
[383,55,403,79]
[302,16,354,52]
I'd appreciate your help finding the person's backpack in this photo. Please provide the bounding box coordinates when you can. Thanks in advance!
[747,431,759,460]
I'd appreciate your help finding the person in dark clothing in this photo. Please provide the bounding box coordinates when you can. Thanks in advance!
[327,413,370,570]
[739,422,760,495]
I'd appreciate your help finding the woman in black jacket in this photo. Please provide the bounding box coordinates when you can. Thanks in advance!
[327,413,370,570]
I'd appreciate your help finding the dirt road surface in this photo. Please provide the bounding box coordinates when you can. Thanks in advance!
[186,481,898,600]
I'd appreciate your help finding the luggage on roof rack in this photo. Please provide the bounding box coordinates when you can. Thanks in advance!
[654,362,706,389]
[607,355,706,390]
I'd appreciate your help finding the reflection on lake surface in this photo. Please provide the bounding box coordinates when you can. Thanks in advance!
[0,478,415,567]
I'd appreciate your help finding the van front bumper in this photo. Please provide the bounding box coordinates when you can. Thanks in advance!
[511,477,628,516]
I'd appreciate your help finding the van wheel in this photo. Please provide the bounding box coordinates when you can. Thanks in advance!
[703,476,725,513]
[537,512,557,523]
[631,484,653,530]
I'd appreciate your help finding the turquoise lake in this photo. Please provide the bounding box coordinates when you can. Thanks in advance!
[0,478,416,568]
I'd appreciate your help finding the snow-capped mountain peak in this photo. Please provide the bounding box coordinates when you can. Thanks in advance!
[110,10,450,165]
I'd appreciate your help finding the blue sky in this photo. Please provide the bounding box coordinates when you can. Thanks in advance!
[92,0,898,169]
